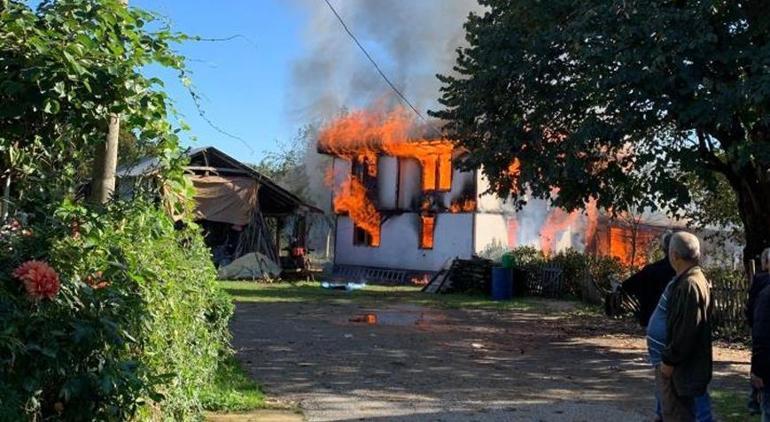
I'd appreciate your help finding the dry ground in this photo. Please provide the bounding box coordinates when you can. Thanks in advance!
[227,285,750,422]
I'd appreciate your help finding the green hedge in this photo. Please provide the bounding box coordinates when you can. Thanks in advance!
[0,201,233,420]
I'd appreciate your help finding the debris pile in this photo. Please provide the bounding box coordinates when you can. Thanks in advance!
[422,257,493,294]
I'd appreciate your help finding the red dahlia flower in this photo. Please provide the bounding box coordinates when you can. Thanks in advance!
[12,260,60,300]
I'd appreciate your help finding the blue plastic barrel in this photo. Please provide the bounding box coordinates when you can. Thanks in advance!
[491,267,513,301]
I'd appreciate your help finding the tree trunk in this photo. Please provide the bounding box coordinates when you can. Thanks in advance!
[89,0,127,204]
[90,113,120,203]
[733,177,770,269]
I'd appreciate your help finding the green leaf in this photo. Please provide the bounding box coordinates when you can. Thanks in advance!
[43,99,60,114]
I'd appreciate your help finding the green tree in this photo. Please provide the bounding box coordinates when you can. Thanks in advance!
[432,0,770,262]
[0,0,190,215]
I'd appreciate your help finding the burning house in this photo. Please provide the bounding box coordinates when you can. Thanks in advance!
[319,109,677,276]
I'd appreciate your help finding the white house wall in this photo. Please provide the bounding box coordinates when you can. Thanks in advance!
[473,213,511,255]
[335,213,474,272]
[397,158,422,209]
[377,156,398,209]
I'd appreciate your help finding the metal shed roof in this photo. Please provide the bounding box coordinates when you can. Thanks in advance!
[118,146,322,215]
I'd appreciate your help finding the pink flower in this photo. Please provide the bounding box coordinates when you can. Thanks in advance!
[12,260,60,300]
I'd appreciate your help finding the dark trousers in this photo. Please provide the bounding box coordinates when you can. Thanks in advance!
[655,365,695,422]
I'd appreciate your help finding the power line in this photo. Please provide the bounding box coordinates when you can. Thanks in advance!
[323,0,443,138]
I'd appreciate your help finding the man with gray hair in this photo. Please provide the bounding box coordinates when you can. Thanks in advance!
[655,232,713,421]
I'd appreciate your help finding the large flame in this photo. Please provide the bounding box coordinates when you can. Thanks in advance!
[333,177,381,246]
[607,224,659,267]
[319,108,454,191]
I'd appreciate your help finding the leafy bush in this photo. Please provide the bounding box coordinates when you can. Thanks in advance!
[504,246,628,302]
[0,201,233,420]
[506,246,546,267]
[1,1,235,419]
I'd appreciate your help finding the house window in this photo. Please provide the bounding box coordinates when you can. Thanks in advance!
[419,214,435,249]
[352,156,378,192]
[353,225,379,247]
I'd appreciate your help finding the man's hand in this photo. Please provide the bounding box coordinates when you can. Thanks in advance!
[751,373,764,389]
[660,363,674,378]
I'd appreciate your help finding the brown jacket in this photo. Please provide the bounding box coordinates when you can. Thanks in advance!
[661,266,713,397]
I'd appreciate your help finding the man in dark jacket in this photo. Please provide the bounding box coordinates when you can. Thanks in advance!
[747,248,770,415]
[658,232,712,422]
[623,232,675,327]
[747,249,770,328]
[751,277,770,422]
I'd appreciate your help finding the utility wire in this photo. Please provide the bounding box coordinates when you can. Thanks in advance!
[323,0,444,138]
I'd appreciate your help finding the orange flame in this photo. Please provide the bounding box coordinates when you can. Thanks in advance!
[607,224,659,267]
[319,107,454,191]
[334,177,381,246]
[420,214,435,249]
[506,158,522,193]
[449,197,476,213]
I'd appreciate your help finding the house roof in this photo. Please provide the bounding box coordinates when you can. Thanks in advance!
[118,146,322,215]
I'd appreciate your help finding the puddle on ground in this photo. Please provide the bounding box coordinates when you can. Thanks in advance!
[347,305,446,328]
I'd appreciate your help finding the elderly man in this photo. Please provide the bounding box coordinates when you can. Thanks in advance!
[651,232,713,421]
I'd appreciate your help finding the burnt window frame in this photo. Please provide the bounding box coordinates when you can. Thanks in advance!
[419,213,436,250]
[353,225,378,248]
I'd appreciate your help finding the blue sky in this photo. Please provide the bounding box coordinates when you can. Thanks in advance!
[132,0,309,164]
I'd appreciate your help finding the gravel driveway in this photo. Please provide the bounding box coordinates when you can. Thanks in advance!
[230,297,749,421]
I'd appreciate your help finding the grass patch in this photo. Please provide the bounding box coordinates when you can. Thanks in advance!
[711,389,760,422]
[200,355,265,412]
[219,281,540,311]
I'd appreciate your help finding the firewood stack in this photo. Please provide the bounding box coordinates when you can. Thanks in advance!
[423,256,494,294]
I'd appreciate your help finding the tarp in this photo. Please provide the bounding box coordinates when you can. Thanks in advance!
[217,252,282,280]
[191,175,258,226]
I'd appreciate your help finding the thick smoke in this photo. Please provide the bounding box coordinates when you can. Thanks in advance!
[285,0,483,212]
[287,0,484,123]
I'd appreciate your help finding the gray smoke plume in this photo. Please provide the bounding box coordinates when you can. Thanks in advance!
[286,0,484,123]
[284,0,483,211]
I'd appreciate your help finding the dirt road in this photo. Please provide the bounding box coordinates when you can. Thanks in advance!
[231,298,749,421]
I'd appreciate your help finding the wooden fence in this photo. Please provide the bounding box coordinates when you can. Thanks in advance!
[521,263,751,341]
[709,269,751,340]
